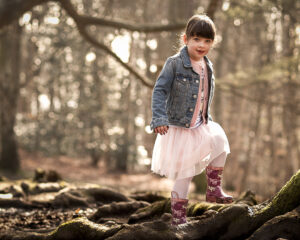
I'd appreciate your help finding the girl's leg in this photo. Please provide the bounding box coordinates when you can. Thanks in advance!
[171,176,192,225]
[209,152,226,168]
[172,176,193,199]
[206,152,233,203]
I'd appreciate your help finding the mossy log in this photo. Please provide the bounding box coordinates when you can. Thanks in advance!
[91,170,300,239]
[47,217,123,240]
[50,187,131,208]
[90,201,150,222]
[129,192,166,203]
[248,205,300,240]
[128,196,227,224]
[1,170,300,240]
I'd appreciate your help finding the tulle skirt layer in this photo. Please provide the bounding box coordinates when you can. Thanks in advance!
[151,121,230,180]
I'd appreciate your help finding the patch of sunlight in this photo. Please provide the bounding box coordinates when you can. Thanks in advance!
[100,144,107,151]
[106,33,115,41]
[196,6,204,14]
[138,158,151,166]
[145,125,152,134]
[113,92,121,100]
[146,39,157,50]
[137,146,151,166]
[111,34,131,63]
[135,115,145,127]
[234,18,242,26]
[65,52,73,63]
[45,16,60,25]
[132,31,140,39]
[34,58,41,66]
[19,12,31,26]
[222,0,230,11]
[150,64,157,73]
[67,100,78,109]
[296,25,300,45]
[136,58,147,70]
[66,113,74,121]
[0,193,13,199]
[38,94,50,111]
[138,145,148,157]
[66,17,75,26]
[107,126,125,136]
[215,35,222,44]
[86,52,96,63]
[110,142,117,150]
[31,19,39,32]
[53,97,61,110]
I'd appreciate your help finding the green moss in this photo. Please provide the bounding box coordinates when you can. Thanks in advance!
[135,199,170,216]
[257,170,300,219]
[188,202,224,216]
[47,217,122,240]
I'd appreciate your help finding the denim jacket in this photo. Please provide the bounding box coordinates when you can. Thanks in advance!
[150,46,215,130]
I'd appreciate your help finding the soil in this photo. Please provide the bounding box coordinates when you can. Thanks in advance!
[18,149,207,199]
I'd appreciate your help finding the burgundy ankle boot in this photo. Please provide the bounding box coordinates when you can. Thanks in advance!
[170,191,189,225]
[206,166,233,204]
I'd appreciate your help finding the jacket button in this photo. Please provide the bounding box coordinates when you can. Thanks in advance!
[183,78,187,82]
[189,108,193,112]
[193,95,197,99]
[196,80,199,83]
[185,123,189,127]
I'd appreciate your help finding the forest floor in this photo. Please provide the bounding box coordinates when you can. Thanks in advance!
[0,150,207,237]
[17,149,209,200]
[2,150,298,239]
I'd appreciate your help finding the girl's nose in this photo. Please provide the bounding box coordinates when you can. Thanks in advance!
[198,41,205,47]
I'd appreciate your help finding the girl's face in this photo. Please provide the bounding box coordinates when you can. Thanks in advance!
[183,34,213,61]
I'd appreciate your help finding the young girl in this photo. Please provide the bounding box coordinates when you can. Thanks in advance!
[150,15,233,226]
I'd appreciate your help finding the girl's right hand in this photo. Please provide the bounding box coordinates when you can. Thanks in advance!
[154,125,169,135]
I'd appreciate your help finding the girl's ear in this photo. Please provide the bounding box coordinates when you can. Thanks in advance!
[183,34,188,45]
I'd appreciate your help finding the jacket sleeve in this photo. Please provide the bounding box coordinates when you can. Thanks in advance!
[150,57,175,131]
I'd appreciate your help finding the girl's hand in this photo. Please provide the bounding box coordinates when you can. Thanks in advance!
[154,125,169,135]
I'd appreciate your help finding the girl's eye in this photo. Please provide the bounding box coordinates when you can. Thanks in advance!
[206,39,212,43]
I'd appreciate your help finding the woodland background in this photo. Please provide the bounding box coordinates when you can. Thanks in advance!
[0,0,299,200]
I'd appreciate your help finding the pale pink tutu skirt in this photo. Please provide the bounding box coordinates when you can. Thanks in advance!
[151,121,230,180]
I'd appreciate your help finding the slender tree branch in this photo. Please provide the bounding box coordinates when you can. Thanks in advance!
[58,0,154,87]
[79,16,186,33]
[80,27,154,88]
[0,0,186,32]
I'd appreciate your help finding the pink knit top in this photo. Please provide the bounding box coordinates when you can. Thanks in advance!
[190,58,209,128]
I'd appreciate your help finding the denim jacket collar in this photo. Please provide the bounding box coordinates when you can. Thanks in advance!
[180,45,213,72]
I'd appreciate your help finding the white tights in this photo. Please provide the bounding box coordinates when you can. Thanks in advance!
[172,152,227,199]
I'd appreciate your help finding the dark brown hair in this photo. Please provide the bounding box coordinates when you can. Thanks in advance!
[185,15,216,40]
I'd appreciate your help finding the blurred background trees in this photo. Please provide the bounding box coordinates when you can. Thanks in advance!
[0,0,299,198]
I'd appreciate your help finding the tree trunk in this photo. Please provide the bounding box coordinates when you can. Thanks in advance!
[0,22,22,172]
